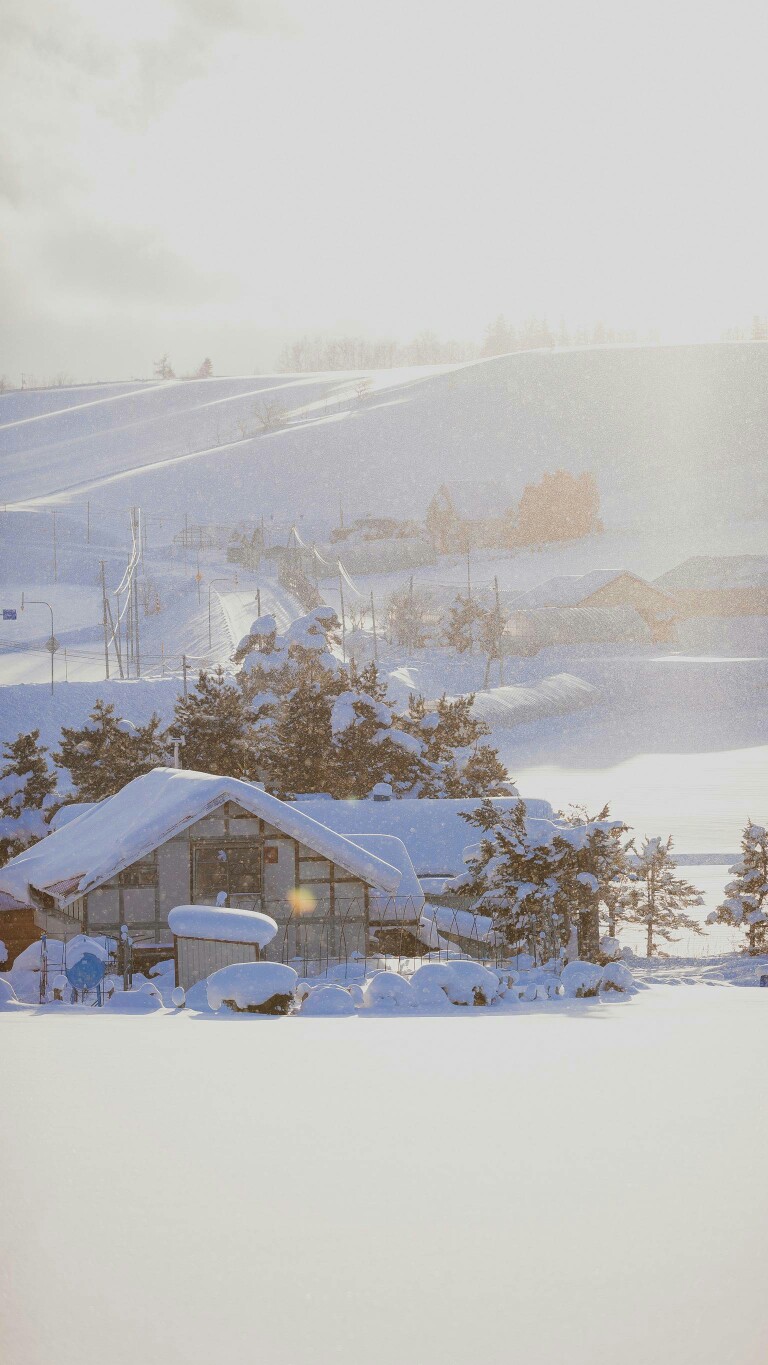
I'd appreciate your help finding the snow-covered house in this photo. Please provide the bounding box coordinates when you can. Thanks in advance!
[501,605,652,656]
[292,792,561,886]
[0,769,423,963]
[654,555,768,618]
[514,570,676,642]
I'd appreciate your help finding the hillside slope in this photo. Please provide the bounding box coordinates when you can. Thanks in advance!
[1,346,766,566]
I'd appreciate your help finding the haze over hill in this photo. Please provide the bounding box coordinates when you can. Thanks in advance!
[1,343,766,584]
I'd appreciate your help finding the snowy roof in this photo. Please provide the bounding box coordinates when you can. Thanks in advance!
[48,802,101,832]
[0,768,402,907]
[345,835,425,919]
[514,570,635,608]
[0,888,32,913]
[168,904,278,946]
[291,796,561,878]
[654,555,768,592]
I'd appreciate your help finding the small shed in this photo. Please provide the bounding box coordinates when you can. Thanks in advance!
[501,605,652,656]
[168,904,279,990]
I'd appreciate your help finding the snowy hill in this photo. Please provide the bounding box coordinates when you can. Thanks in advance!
[2,345,767,567]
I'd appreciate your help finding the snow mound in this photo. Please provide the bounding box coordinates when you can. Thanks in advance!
[207,962,298,1014]
[168,904,278,946]
[599,962,637,994]
[0,978,21,1010]
[361,971,415,1010]
[171,986,186,1007]
[103,987,163,1012]
[599,936,623,961]
[560,960,604,998]
[300,984,357,1016]
[410,959,501,1006]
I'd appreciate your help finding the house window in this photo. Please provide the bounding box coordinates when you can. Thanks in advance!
[192,844,262,901]
[119,858,157,889]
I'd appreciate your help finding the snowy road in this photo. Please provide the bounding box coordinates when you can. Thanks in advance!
[1,986,766,1365]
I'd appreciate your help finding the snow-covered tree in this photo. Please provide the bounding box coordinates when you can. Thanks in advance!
[450,798,568,962]
[404,694,508,798]
[624,837,704,957]
[553,806,632,960]
[0,730,58,865]
[171,667,257,780]
[153,353,175,380]
[55,702,168,802]
[707,821,768,953]
[196,357,213,378]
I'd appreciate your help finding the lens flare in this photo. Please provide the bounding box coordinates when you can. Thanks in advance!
[286,886,317,916]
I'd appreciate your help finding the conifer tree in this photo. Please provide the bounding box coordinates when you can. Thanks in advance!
[404,694,507,797]
[553,805,632,960]
[258,681,336,798]
[624,837,704,957]
[54,702,168,802]
[171,668,257,779]
[708,821,768,953]
[0,730,57,864]
[452,798,568,962]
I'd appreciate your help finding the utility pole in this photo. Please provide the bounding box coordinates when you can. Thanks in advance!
[183,512,189,574]
[134,568,140,677]
[52,510,58,583]
[100,560,110,680]
[86,501,90,545]
[256,587,261,618]
[22,596,55,695]
[370,591,378,662]
[182,653,188,698]
[338,563,346,663]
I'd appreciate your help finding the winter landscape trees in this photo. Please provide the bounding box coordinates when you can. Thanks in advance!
[708,822,768,952]
[622,837,705,956]
[0,731,57,864]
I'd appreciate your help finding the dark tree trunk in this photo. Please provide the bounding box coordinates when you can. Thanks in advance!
[578,905,600,962]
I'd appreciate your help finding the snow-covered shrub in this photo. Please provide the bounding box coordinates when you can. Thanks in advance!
[442,960,500,1006]
[361,971,415,1010]
[409,962,458,1007]
[104,987,163,1012]
[560,960,604,998]
[171,986,186,1008]
[300,985,356,1016]
[207,962,298,1015]
[52,973,68,1002]
[599,962,636,994]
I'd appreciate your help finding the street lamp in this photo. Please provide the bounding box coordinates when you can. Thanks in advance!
[22,593,55,694]
[207,575,238,650]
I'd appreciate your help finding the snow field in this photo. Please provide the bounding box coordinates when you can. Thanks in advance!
[1,986,766,1365]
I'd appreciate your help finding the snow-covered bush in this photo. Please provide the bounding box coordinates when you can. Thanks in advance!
[560,960,604,998]
[300,984,356,1016]
[409,961,458,1007]
[361,971,415,1010]
[410,960,501,1007]
[171,986,186,1008]
[104,987,163,1012]
[207,962,298,1015]
[52,973,68,1001]
[599,962,636,994]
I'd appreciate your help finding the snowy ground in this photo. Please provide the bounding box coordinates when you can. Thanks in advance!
[1,985,767,1365]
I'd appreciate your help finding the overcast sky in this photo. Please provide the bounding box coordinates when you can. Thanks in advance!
[1,0,766,382]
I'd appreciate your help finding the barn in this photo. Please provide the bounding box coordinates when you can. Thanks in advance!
[515,570,677,641]
[654,555,768,617]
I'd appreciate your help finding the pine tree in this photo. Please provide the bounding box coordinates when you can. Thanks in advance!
[54,702,168,802]
[404,694,507,797]
[171,668,257,779]
[153,353,175,380]
[624,837,704,957]
[452,798,568,962]
[196,357,213,378]
[708,822,768,953]
[553,806,632,960]
[0,730,57,865]
[258,681,336,798]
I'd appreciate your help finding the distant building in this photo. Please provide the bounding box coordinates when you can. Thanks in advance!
[654,556,768,618]
[425,480,516,553]
[501,605,652,656]
[515,570,677,642]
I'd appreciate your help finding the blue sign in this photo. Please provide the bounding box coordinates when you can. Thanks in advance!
[65,953,106,991]
[2,609,17,621]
